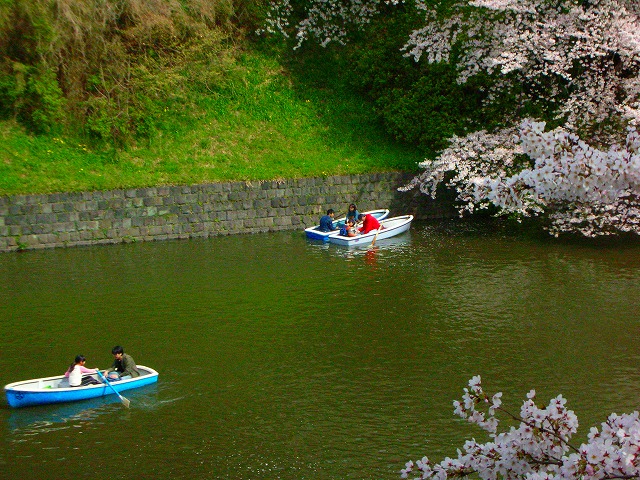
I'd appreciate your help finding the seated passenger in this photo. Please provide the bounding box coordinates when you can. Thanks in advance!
[339,219,357,237]
[358,213,382,234]
[345,204,360,225]
[65,355,101,387]
[319,209,337,232]
[104,345,140,381]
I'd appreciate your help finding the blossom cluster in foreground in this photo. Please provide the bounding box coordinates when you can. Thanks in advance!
[401,376,640,479]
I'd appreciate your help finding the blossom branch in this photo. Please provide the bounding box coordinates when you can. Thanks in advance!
[401,376,640,480]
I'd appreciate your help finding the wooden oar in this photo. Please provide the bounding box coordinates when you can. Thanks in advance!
[370,228,380,247]
[97,370,130,408]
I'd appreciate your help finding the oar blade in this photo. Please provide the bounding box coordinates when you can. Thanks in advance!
[370,229,380,247]
[97,370,131,408]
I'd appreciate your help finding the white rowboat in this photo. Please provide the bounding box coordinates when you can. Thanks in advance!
[304,209,389,241]
[328,215,413,247]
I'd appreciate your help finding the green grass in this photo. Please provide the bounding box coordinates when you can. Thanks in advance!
[0,51,423,195]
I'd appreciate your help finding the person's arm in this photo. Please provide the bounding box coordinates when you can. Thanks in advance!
[79,366,98,374]
[103,359,117,375]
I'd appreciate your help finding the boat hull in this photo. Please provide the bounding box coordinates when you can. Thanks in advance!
[328,215,413,246]
[305,209,389,241]
[4,365,159,408]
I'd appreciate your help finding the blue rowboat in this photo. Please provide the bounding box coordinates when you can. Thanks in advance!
[328,215,413,247]
[7,384,158,431]
[4,365,159,408]
[305,209,390,241]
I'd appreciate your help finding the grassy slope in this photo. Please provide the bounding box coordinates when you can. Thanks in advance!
[0,49,423,196]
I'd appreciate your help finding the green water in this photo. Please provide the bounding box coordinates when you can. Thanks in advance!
[1,220,639,479]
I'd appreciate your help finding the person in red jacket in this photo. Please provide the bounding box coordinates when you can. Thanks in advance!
[358,213,383,234]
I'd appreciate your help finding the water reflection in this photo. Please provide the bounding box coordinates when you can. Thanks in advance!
[1,220,639,479]
[6,384,160,435]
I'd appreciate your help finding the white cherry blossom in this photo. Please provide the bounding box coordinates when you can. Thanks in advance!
[401,376,640,480]
[261,0,640,236]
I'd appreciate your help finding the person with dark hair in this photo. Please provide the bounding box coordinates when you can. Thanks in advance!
[64,355,100,387]
[319,209,337,232]
[104,345,140,381]
[339,218,358,237]
[358,213,382,234]
[345,204,360,225]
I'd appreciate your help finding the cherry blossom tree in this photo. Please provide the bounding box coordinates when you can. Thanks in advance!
[403,0,640,138]
[399,0,640,236]
[261,0,640,236]
[259,0,403,49]
[401,119,640,236]
[401,376,640,480]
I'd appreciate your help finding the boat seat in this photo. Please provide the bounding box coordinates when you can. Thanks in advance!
[57,378,70,388]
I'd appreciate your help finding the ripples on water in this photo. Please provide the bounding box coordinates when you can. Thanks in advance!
[1,219,639,479]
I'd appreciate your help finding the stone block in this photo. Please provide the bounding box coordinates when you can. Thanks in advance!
[17,234,39,246]
[229,191,248,201]
[274,216,293,226]
[79,221,100,231]
[38,233,58,244]
[12,194,28,205]
[131,217,144,227]
[131,198,144,208]
[202,183,224,193]
[9,204,23,215]
[32,224,53,235]
[53,222,75,233]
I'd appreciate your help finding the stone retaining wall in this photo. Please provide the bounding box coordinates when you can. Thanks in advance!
[0,172,454,252]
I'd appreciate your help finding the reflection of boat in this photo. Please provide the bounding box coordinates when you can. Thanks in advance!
[7,383,158,432]
[332,233,413,258]
[328,215,414,247]
[305,209,389,241]
[4,365,159,408]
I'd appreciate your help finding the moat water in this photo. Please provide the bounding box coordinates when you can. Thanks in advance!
[1,219,639,479]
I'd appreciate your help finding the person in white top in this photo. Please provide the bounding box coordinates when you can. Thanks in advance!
[64,355,100,387]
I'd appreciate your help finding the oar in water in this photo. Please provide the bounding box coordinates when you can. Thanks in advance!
[370,228,380,247]
[97,370,130,408]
